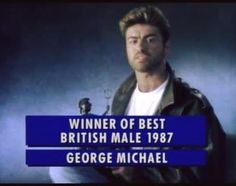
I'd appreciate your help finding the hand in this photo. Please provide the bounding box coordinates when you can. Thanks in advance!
[111,167,134,182]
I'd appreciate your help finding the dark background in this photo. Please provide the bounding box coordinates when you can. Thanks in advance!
[0,2,235,183]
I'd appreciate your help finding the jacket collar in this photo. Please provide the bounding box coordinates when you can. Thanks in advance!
[155,62,175,114]
[112,73,136,115]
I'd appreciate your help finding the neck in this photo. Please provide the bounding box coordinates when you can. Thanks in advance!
[135,63,168,92]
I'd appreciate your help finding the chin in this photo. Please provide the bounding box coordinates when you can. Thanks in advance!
[133,66,152,73]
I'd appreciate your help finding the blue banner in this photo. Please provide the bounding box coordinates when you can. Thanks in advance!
[26,115,207,147]
[26,149,207,166]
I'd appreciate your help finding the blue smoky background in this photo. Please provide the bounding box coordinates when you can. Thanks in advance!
[0,3,235,183]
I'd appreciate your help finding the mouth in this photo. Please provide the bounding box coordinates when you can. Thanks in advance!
[135,54,149,62]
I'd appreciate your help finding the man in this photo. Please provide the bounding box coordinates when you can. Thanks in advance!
[50,6,225,183]
[110,6,226,183]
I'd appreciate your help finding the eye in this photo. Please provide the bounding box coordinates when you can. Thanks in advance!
[127,38,138,45]
[146,36,158,43]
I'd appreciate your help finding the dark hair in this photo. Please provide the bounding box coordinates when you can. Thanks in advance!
[78,98,91,108]
[119,6,170,44]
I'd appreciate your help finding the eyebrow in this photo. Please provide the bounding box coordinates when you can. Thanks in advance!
[127,33,158,40]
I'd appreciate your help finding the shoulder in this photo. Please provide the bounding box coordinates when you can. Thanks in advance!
[189,88,211,109]
[112,73,137,115]
[116,73,136,94]
[174,77,212,110]
[113,73,136,101]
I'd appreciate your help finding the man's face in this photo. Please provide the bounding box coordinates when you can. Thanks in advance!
[125,24,168,73]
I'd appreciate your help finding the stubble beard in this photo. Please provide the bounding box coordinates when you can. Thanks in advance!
[128,51,166,73]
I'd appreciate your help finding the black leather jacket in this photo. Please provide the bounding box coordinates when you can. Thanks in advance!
[111,63,226,183]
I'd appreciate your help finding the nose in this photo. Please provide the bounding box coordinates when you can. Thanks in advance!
[136,39,147,52]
